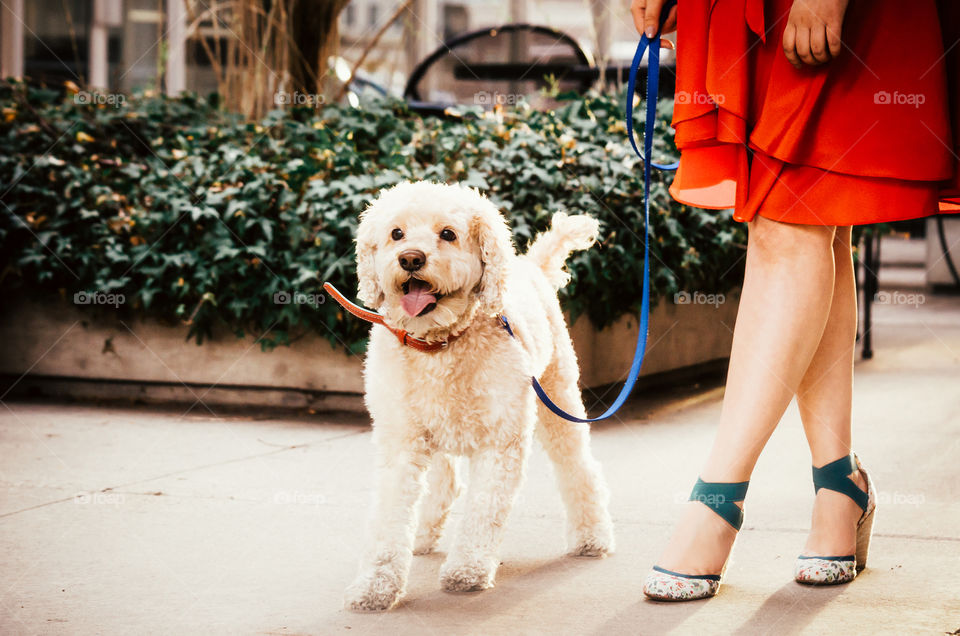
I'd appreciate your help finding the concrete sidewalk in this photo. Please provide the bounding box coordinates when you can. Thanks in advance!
[1,292,958,635]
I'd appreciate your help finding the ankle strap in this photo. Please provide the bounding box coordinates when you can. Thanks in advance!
[812,454,868,512]
[689,478,749,530]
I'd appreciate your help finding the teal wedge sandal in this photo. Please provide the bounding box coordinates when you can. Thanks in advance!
[643,478,749,601]
[795,453,876,585]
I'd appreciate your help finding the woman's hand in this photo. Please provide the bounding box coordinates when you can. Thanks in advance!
[631,0,678,38]
[783,0,849,69]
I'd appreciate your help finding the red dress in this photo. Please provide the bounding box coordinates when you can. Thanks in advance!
[669,0,960,225]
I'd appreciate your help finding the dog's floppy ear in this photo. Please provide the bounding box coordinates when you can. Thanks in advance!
[355,209,384,309]
[470,195,515,315]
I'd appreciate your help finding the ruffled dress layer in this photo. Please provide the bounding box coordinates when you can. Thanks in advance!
[669,0,959,225]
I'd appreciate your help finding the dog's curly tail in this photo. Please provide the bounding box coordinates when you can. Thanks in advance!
[524,212,600,290]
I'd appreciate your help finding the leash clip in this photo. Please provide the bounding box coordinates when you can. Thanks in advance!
[496,313,514,336]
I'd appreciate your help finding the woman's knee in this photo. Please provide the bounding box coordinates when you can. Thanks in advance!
[747,215,837,263]
[832,226,853,253]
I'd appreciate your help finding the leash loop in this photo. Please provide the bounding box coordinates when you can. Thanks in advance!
[504,1,678,423]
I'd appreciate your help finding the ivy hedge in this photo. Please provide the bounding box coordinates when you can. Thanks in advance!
[0,80,746,353]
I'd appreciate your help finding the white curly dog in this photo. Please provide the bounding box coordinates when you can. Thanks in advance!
[344,181,614,611]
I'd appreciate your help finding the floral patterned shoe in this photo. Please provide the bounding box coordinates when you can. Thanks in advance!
[643,478,749,602]
[795,453,876,586]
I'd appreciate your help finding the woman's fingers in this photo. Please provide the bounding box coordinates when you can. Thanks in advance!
[783,24,802,68]
[795,26,816,65]
[826,21,843,58]
[661,6,678,34]
[631,0,677,37]
[810,25,831,63]
[630,0,647,35]
[643,0,664,37]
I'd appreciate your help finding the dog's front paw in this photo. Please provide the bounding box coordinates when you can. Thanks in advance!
[344,567,405,612]
[570,521,615,558]
[439,555,497,592]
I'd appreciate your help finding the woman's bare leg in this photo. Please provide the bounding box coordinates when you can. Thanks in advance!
[796,226,867,556]
[656,215,838,576]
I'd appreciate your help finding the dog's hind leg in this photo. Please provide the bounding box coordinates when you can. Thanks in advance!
[414,453,460,555]
[535,362,615,557]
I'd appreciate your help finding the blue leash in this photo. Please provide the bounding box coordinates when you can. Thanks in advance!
[501,2,678,423]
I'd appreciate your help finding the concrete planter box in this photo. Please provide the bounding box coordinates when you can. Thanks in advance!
[0,293,738,412]
[926,216,960,286]
[570,293,738,388]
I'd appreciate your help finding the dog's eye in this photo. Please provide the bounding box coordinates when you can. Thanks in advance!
[439,228,457,242]
[391,228,404,241]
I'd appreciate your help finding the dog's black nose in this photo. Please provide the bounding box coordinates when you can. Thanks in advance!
[398,250,426,272]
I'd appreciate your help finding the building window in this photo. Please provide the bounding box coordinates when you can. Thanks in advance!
[22,0,91,84]
[442,4,468,42]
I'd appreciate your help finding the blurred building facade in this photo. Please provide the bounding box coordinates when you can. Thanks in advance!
[1,0,644,97]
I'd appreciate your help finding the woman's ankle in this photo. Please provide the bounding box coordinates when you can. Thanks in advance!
[656,502,740,575]
[810,448,854,468]
[698,459,753,483]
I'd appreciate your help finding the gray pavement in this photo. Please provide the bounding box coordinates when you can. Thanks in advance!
[1,291,959,635]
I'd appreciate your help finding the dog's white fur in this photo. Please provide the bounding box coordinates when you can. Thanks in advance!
[344,181,614,611]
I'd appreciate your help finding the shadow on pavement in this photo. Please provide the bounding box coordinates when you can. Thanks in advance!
[734,579,846,634]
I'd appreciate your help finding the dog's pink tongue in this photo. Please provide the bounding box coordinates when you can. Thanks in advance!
[401,279,436,317]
